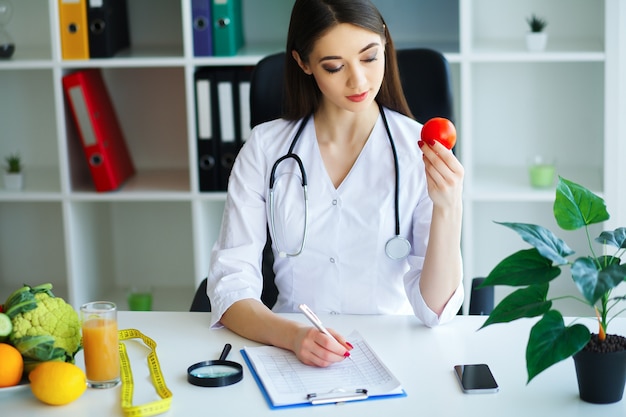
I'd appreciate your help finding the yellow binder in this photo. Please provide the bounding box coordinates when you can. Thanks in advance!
[58,0,89,60]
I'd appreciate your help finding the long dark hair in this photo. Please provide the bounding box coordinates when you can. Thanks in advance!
[283,0,413,121]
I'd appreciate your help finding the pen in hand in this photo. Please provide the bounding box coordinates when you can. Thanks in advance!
[298,304,352,360]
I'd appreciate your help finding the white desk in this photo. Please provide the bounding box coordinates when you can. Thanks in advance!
[3,312,626,416]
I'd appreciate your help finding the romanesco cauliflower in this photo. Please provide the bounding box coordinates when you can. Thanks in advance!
[4,283,82,371]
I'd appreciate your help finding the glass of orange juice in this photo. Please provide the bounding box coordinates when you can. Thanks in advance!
[80,301,120,389]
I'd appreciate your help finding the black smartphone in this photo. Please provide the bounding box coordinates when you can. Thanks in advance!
[454,364,499,394]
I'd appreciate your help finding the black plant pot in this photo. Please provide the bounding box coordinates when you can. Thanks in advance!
[573,347,626,404]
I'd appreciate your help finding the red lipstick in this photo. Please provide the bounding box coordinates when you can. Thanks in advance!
[347,92,368,102]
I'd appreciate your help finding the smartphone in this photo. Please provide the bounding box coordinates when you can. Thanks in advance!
[454,364,499,394]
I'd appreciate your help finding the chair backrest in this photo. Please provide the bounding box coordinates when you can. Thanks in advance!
[250,52,288,128]
[395,48,454,124]
[468,277,494,316]
[249,48,454,126]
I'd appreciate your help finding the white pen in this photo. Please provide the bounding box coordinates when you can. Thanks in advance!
[298,304,352,359]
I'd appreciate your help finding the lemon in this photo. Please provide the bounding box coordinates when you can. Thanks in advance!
[29,361,87,405]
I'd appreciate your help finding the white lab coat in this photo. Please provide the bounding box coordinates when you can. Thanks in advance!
[207,108,464,328]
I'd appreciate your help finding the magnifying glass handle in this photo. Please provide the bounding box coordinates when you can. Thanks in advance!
[219,343,232,361]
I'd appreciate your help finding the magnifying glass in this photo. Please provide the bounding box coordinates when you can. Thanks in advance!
[187,343,243,387]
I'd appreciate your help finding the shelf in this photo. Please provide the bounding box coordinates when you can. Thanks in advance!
[0,168,61,198]
[470,165,603,202]
[0,47,54,68]
[470,38,605,61]
[197,191,228,201]
[70,169,191,200]
[59,51,186,69]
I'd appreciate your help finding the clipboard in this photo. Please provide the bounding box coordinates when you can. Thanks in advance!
[240,331,406,409]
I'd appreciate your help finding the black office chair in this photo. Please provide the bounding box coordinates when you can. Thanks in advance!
[395,48,454,124]
[190,271,277,312]
[190,278,210,312]
[468,277,494,316]
[191,48,462,313]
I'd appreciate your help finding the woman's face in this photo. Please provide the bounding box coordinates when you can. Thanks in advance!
[293,23,385,114]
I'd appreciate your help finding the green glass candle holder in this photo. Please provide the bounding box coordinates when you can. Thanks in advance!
[528,156,556,188]
[127,286,153,311]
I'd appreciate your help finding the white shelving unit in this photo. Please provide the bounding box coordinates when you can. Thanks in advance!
[0,0,623,314]
[462,0,625,315]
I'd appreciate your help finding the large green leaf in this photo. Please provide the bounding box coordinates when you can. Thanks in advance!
[596,227,626,249]
[496,222,574,265]
[480,284,551,329]
[526,310,590,383]
[481,248,561,287]
[12,335,67,362]
[571,257,626,305]
[554,177,609,230]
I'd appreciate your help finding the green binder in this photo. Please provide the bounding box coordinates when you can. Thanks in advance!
[211,0,244,56]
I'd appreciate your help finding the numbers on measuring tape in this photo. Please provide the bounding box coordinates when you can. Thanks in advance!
[118,329,173,417]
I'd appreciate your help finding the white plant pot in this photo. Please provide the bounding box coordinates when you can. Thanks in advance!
[526,32,548,52]
[4,172,23,190]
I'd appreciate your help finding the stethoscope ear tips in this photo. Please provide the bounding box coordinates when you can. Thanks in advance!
[278,251,287,258]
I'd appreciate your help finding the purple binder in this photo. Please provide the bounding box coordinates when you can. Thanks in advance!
[192,0,213,56]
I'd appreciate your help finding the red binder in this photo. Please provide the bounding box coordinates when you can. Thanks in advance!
[62,69,135,192]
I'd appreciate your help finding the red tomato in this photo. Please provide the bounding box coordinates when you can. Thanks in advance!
[420,117,457,150]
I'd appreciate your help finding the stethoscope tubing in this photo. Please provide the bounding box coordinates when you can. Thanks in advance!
[268,107,410,260]
[269,152,309,258]
[379,108,401,238]
[269,114,311,258]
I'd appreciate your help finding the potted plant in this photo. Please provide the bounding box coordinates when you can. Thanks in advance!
[526,13,548,52]
[479,176,626,404]
[3,152,23,190]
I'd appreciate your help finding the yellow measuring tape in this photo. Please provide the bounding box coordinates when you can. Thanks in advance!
[118,329,173,417]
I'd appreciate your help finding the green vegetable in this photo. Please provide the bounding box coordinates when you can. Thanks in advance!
[3,283,82,372]
[0,312,12,341]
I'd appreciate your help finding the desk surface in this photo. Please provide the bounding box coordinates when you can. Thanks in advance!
[3,312,626,416]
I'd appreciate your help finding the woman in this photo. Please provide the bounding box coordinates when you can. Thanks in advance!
[207,0,464,367]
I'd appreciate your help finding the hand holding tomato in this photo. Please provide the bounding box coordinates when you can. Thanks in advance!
[420,117,456,150]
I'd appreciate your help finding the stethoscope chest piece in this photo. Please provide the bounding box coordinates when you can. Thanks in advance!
[385,236,411,260]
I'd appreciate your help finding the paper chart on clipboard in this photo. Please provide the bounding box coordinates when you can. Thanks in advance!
[241,330,405,408]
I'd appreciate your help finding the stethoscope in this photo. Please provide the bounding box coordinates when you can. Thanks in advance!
[269,106,411,260]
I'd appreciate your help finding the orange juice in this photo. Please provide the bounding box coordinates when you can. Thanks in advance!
[82,318,119,383]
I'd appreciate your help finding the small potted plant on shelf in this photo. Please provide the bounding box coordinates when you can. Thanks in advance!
[3,152,23,190]
[526,13,548,52]
[479,176,626,404]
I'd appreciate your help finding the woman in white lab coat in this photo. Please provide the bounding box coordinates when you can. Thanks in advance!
[207,0,464,367]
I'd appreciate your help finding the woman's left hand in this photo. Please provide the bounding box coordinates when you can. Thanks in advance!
[417,139,464,316]
[418,139,464,209]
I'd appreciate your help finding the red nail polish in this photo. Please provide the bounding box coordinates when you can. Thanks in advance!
[418,140,424,148]
[344,351,351,358]
[346,342,354,349]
